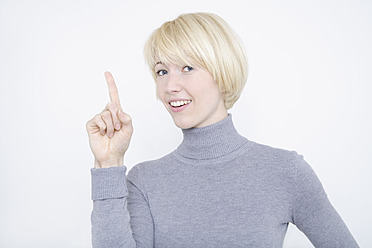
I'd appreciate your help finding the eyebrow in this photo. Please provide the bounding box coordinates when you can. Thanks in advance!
[154,61,162,67]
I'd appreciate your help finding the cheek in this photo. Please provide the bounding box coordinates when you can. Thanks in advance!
[155,83,164,98]
[197,79,221,99]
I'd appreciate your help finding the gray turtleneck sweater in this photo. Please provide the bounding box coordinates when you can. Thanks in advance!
[91,114,358,247]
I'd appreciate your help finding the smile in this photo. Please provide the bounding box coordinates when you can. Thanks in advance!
[168,100,192,112]
[169,100,192,107]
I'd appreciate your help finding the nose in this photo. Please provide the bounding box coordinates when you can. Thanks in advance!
[165,71,182,93]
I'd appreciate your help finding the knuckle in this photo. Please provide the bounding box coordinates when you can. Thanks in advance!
[102,110,111,118]
[123,112,131,120]
[107,101,118,111]
[92,117,104,129]
[105,101,113,108]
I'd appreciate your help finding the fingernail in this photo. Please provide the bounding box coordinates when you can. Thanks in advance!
[109,132,113,138]
[115,123,121,130]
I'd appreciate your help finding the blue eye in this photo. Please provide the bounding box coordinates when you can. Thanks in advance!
[183,66,193,72]
[156,70,168,76]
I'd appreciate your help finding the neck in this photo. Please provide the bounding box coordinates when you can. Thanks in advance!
[176,114,247,160]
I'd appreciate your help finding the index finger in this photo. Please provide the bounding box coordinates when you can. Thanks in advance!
[104,71,122,108]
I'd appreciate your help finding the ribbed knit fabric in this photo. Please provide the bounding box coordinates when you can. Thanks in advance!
[91,114,359,248]
[91,166,128,200]
[177,114,247,160]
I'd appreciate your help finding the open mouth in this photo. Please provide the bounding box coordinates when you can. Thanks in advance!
[169,100,192,108]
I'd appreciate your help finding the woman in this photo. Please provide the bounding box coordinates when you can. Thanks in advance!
[86,12,359,247]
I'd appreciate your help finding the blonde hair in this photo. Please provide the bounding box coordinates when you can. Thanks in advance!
[143,12,248,109]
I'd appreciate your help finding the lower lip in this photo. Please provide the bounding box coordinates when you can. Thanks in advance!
[170,102,191,112]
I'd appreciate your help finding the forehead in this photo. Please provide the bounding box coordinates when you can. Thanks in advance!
[153,57,198,69]
[152,45,199,65]
[153,61,182,70]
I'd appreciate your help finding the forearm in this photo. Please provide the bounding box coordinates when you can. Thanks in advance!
[91,166,136,248]
[92,198,136,248]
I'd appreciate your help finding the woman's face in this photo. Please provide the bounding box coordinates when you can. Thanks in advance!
[155,62,227,129]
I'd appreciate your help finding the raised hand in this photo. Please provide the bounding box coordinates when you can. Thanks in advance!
[86,72,133,168]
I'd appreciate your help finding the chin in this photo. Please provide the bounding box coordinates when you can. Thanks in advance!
[171,116,195,129]
[173,120,193,129]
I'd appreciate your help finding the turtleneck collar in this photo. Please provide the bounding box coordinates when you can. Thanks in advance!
[176,114,248,160]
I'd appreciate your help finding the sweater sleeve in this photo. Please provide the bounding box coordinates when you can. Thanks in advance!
[291,154,359,248]
[90,165,154,248]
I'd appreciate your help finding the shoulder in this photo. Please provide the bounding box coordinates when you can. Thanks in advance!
[248,140,324,190]
[239,139,318,187]
[243,139,304,168]
[246,140,325,196]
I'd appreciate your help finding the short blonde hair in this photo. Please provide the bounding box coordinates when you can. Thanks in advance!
[143,12,248,109]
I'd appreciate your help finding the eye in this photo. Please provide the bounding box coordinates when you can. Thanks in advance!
[156,70,168,76]
[183,66,193,72]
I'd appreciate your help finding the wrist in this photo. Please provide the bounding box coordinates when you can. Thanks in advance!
[95,157,124,169]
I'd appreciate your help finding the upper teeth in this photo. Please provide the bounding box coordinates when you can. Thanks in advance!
[170,100,191,107]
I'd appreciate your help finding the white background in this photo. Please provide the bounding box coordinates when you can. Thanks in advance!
[0,0,371,247]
